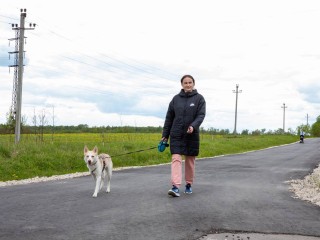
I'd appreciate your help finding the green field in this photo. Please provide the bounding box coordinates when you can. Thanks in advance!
[0,133,299,182]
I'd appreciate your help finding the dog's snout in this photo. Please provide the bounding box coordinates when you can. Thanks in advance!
[88,160,91,165]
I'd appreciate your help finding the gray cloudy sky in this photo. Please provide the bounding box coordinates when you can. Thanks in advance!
[1,0,319,132]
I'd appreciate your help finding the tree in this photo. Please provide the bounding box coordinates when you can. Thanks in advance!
[296,124,311,136]
[241,129,249,135]
[311,115,320,137]
[38,109,48,142]
[287,128,295,135]
[274,128,284,135]
[252,129,261,135]
[5,109,15,134]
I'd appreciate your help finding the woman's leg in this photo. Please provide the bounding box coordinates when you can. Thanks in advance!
[171,154,182,187]
[185,155,196,185]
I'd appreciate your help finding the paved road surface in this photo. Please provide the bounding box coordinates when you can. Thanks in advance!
[0,138,319,240]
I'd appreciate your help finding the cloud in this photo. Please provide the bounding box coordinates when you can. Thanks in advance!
[300,84,320,104]
[0,47,10,67]
[1,0,320,133]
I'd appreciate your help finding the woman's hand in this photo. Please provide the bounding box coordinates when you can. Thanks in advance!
[187,126,194,134]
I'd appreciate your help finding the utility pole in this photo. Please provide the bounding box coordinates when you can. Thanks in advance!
[8,9,36,144]
[233,84,242,134]
[306,114,309,126]
[281,103,287,133]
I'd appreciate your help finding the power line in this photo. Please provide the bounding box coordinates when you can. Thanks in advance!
[21,16,178,82]
[0,14,19,21]
[2,10,178,83]
[2,8,181,124]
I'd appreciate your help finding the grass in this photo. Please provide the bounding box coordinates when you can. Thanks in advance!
[0,133,299,182]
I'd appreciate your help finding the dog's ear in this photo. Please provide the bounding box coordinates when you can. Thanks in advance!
[84,145,88,154]
[93,146,98,154]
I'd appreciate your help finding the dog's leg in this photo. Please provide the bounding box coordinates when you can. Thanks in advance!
[91,174,96,182]
[93,176,102,198]
[106,174,111,193]
[106,163,113,193]
[99,174,104,191]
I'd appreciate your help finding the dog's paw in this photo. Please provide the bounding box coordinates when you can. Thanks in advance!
[92,193,98,198]
[106,190,110,193]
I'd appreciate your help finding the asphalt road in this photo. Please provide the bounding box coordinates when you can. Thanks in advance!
[0,138,320,240]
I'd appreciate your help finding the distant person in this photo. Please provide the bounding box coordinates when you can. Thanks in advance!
[161,75,206,197]
[300,130,305,143]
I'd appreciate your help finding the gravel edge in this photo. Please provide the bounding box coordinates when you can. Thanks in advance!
[0,164,169,188]
[286,164,320,207]
[1,155,319,207]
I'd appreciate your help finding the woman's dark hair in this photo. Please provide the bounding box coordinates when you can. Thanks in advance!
[180,75,195,84]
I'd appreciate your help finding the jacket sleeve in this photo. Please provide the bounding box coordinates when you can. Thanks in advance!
[190,95,206,130]
[162,99,175,139]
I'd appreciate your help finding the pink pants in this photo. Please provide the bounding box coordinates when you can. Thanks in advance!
[171,154,196,187]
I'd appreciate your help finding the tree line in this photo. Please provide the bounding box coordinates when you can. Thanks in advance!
[1,109,320,136]
[0,121,319,136]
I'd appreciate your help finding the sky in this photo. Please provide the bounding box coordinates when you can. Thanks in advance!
[1,0,320,133]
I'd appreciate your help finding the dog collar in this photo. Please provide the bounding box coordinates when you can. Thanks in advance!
[90,161,106,175]
[90,161,97,175]
[91,168,97,174]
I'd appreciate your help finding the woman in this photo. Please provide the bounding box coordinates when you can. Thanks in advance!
[162,75,206,197]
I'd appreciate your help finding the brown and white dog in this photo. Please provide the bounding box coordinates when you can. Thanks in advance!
[83,146,113,197]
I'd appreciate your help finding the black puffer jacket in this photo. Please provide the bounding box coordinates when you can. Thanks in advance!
[162,89,206,156]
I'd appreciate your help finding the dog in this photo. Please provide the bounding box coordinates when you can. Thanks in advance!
[83,145,113,197]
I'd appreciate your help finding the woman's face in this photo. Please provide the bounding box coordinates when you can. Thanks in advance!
[181,77,194,93]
